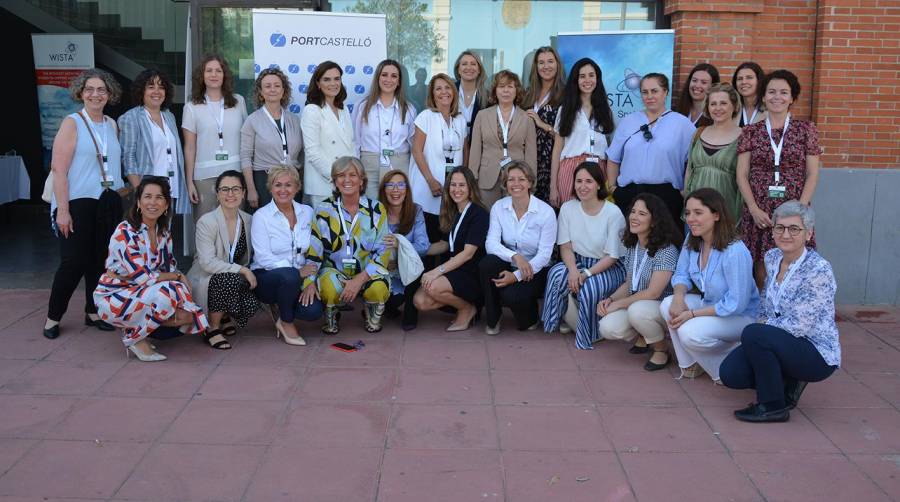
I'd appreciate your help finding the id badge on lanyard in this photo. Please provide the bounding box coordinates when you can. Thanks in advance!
[585,113,600,163]
[497,107,514,168]
[766,114,790,199]
[82,110,112,188]
[448,202,471,253]
[208,97,228,161]
[379,105,396,167]
[263,106,289,165]
[337,199,360,276]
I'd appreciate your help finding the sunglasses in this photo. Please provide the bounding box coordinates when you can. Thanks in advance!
[639,124,653,141]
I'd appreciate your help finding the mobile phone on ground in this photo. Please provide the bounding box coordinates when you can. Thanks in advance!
[330,342,358,352]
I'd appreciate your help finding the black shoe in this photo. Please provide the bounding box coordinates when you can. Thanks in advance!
[43,324,60,339]
[629,343,650,354]
[85,315,115,331]
[643,351,669,372]
[784,380,808,410]
[402,322,418,331]
[734,402,790,423]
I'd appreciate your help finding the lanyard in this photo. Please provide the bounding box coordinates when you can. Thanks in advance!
[227,216,242,263]
[440,118,461,161]
[630,245,650,293]
[533,92,549,113]
[767,248,807,315]
[448,202,471,253]
[376,101,397,144]
[206,95,225,148]
[496,106,515,157]
[765,113,791,184]
[144,108,176,175]
[742,107,758,127]
[337,198,361,256]
[579,109,597,154]
[262,106,288,163]
[80,109,109,180]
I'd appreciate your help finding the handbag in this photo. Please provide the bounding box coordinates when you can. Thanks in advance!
[41,172,54,203]
[396,234,424,286]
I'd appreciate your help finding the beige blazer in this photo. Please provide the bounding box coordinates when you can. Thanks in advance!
[187,206,254,311]
[469,105,537,190]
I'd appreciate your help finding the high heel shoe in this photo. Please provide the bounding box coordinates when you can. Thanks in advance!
[275,320,306,346]
[126,344,167,362]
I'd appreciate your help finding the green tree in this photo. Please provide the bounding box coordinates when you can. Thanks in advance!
[346,0,443,71]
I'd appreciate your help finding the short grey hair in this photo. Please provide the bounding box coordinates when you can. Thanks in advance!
[70,68,122,105]
[773,200,815,230]
[266,165,300,192]
[331,156,366,196]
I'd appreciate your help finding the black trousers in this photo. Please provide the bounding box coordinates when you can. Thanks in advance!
[423,211,448,270]
[614,183,684,233]
[478,254,547,330]
[47,198,107,321]
[386,277,421,326]
[720,323,836,408]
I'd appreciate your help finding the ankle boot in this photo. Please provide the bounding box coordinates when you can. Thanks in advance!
[322,306,341,335]
[364,302,385,333]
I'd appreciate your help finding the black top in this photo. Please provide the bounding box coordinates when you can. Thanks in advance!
[449,203,489,272]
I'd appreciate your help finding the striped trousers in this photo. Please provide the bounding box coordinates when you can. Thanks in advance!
[541,254,625,350]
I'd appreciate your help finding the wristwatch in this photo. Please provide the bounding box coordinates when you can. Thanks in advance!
[438,264,446,274]
[581,268,593,277]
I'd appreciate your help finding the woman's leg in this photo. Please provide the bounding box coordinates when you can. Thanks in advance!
[253,267,303,323]
[479,254,510,329]
[540,261,570,332]
[48,199,99,323]
[597,309,636,342]
[415,276,476,327]
[361,277,390,332]
[499,268,547,330]
[675,310,754,381]
[575,263,625,349]
[401,278,421,328]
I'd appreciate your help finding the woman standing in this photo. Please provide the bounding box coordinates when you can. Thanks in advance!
[523,46,566,203]
[675,63,720,127]
[240,68,303,209]
[550,58,614,208]
[302,61,357,208]
[183,55,247,221]
[542,162,626,349]
[408,73,469,244]
[684,83,744,222]
[606,73,696,224]
[453,50,487,141]
[732,62,767,127]
[44,69,126,339]
[413,167,489,331]
[660,188,760,381]
[469,70,537,208]
[118,69,190,215]
[379,170,430,330]
[95,178,210,361]
[354,59,417,198]
[480,161,555,334]
[187,170,259,341]
[736,69,821,288]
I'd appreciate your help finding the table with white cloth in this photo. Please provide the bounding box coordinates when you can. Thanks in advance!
[0,156,31,205]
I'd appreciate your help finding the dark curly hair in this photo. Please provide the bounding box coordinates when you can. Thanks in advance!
[190,54,237,108]
[621,193,682,256]
[306,61,347,109]
[131,68,174,110]
[764,69,801,101]
[253,67,292,108]
[126,176,172,235]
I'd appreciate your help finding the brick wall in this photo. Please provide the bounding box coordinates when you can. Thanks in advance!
[666,0,900,169]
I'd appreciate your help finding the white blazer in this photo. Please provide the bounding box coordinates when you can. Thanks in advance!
[300,103,357,197]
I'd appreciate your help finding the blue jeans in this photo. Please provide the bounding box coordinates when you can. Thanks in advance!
[253,267,323,323]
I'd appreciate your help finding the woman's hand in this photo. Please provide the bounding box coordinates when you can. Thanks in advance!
[188,181,199,204]
[668,309,695,330]
[491,270,517,288]
[511,254,533,281]
[246,187,259,209]
[339,275,364,303]
[56,209,73,237]
[299,282,319,307]
[668,295,688,320]
[427,177,442,197]
[549,181,559,208]
[566,268,583,294]
[750,207,773,229]
[526,111,551,133]
[299,263,318,279]
[596,297,613,316]
[421,268,442,291]
[383,234,398,249]
[239,267,257,289]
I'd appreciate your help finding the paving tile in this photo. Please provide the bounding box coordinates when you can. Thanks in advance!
[0,291,49,329]
[49,396,185,442]
[621,452,762,501]
[677,376,756,407]
[0,439,36,474]
[492,370,592,405]
[296,367,397,402]
[568,342,650,372]
[388,404,498,449]
[797,370,891,408]
[841,341,900,374]
[149,336,229,364]
[0,440,149,499]
[699,405,838,453]
[0,361,33,389]
[278,401,389,448]
[735,452,891,502]
[598,406,723,453]
[402,338,488,369]
[0,395,78,439]
[487,338,577,370]
[584,370,692,406]
[244,446,381,502]
[44,331,127,363]
[377,449,503,502]
[848,454,900,498]
[116,443,264,501]
[0,336,62,361]
[394,369,492,404]
[804,407,900,454]
[312,335,403,367]
[0,361,123,396]
[97,361,215,399]
[503,450,634,502]
[836,321,882,346]
[496,405,611,451]
[853,372,900,407]
[196,365,301,401]
[219,334,314,366]
[162,399,285,445]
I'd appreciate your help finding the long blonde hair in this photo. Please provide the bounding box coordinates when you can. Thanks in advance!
[360,59,411,125]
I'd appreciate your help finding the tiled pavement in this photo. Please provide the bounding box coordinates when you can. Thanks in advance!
[0,289,898,501]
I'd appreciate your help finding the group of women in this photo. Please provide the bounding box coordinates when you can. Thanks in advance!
[43,50,839,423]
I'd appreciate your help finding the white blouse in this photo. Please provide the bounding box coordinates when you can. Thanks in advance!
[554,106,609,160]
[408,109,467,215]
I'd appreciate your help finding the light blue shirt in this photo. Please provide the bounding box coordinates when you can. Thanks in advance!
[51,112,124,212]
[606,110,695,189]
[387,204,429,294]
[671,239,760,318]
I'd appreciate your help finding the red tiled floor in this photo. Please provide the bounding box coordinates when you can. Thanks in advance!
[394,368,492,404]
[0,361,124,396]
[43,331,127,363]
[0,361,34,389]
[96,361,215,399]
[487,338,577,370]
[312,335,403,367]
[0,439,36,474]
[162,399,285,445]
[297,367,397,401]
[621,452,762,501]
[852,372,900,407]
[388,404,498,449]
[496,405,612,451]
[0,395,78,439]
[219,334,315,366]
[492,370,592,405]
[797,370,891,409]
[278,401,390,448]
[377,449,503,502]
[584,370,692,406]
[503,450,635,502]
[841,341,900,374]
[49,396,185,442]
[402,338,489,369]
[196,365,301,401]
[599,406,724,453]
[735,453,891,502]
[699,405,839,453]
[847,454,900,498]
[804,408,900,454]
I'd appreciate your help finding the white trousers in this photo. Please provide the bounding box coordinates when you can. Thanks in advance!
[598,300,667,344]
[659,294,754,380]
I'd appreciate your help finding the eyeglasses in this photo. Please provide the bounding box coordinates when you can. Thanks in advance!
[772,224,804,236]
[83,86,108,96]
[384,182,407,190]
[639,124,653,141]
[217,186,245,194]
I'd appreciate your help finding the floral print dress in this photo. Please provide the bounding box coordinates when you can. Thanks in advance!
[533,103,559,203]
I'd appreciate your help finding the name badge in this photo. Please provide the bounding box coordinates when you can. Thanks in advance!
[167,170,175,177]
[101,180,114,188]
[382,148,394,157]
[445,164,455,175]
[586,156,600,163]
[499,157,512,169]
[768,185,786,199]
[341,257,357,276]
[215,150,229,161]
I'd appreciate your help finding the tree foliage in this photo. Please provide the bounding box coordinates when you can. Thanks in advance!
[346,0,443,71]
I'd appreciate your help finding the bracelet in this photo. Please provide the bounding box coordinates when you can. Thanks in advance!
[690,310,695,318]
[582,268,593,277]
